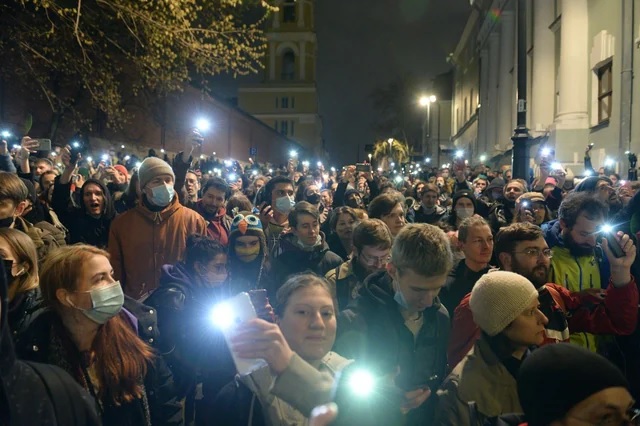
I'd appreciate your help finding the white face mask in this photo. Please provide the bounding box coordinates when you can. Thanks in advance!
[456,207,474,219]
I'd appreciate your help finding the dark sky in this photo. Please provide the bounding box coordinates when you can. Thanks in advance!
[212,0,471,165]
[315,0,470,165]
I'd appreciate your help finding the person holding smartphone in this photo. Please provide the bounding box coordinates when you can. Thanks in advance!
[213,273,351,426]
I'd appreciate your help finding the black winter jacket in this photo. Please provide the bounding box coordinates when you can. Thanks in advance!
[269,233,342,299]
[334,271,450,426]
[15,298,183,426]
[51,177,115,248]
[0,257,99,426]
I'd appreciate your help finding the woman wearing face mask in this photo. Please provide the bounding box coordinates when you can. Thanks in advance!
[145,234,237,424]
[16,245,183,425]
[444,190,477,231]
[0,228,41,336]
[213,273,351,425]
[326,207,358,261]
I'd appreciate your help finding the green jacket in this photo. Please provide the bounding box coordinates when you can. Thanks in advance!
[548,245,603,351]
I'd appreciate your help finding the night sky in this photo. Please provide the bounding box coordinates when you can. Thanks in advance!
[212,0,471,165]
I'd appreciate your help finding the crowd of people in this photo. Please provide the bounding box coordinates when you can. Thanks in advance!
[1,133,640,426]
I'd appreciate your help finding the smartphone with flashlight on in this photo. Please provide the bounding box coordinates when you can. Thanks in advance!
[600,226,626,258]
[210,292,266,376]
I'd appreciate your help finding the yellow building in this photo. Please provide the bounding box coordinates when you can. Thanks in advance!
[238,0,323,156]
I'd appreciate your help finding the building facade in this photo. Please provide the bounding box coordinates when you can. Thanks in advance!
[450,0,640,175]
[238,0,323,156]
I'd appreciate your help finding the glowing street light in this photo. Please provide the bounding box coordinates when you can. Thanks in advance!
[418,95,437,107]
[160,148,165,153]
[195,118,211,132]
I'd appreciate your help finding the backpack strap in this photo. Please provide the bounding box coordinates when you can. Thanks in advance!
[25,361,86,425]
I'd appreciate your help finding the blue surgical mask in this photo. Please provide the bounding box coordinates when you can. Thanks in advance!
[392,275,409,309]
[148,184,175,207]
[68,281,125,324]
[274,195,295,214]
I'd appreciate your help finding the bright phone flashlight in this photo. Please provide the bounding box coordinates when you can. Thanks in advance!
[209,302,234,329]
[348,370,376,397]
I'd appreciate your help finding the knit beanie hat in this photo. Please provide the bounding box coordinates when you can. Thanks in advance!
[113,165,129,178]
[469,270,539,336]
[229,213,264,238]
[518,343,629,426]
[485,177,505,192]
[452,190,477,210]
[138,157,174,190]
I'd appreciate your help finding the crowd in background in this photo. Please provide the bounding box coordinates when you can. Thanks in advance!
[1,132,640,426]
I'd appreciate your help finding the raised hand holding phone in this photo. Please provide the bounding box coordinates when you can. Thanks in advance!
[210,292,268,375]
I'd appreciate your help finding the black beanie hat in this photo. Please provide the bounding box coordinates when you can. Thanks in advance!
[518,343,629,426]
[452,190,477,210]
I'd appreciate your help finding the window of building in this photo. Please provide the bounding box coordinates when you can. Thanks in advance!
[281,97,289,108]
[280,120,289,135]
[281,50,296,80]
[596,61,612,124]
[290,121,295,135]
[274,121,279,132]
[275,97,279,108]
[282,0,296,23]
[291,97,295,108]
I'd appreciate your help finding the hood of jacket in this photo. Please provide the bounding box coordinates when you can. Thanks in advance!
[135,193,182,224]
[80,178,116,220]
[542,219,563,249]
[273,231,331,258]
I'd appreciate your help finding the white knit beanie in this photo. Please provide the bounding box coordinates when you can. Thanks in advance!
[138,157,175,190]
[469,270,539,336]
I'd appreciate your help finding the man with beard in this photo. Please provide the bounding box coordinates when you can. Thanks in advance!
[487,179,527,233]
[191,176,232,246]
[447,222,638,368]
[325,218,392,309]
[574,175,624,219]
[541,191,638,351]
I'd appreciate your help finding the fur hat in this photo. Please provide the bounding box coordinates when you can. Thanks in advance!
[516,192,545,206]
[138,157,174,190]
[469,270,538,336]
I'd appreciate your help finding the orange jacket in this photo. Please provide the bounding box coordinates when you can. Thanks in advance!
[447,279,638,370]
[108,197,207,300]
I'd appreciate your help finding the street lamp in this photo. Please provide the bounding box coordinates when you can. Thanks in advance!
[368,153,372,163]
[419,95,438,164]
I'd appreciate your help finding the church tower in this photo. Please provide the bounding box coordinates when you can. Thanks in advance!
[238,0,323,156]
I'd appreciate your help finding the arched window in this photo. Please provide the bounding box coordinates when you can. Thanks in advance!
[282,0,296,23]
[281,50,296,80]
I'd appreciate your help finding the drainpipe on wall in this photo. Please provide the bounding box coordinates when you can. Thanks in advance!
[620,0,634,176]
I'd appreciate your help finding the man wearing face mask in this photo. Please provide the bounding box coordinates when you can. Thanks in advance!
[145,235,235,422]
[108,157,207,300]
[444,190,477,231]
[335,224,453,426]
[258,176,296,252]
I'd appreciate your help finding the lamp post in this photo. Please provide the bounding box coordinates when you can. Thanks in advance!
[387,138,394,169]
[511,0,530,180]
[419,95,437,163]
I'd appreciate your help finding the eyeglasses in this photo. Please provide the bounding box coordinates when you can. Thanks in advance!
[359,252,391,266]
[513,248,553,259]
[571,407,640,425]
